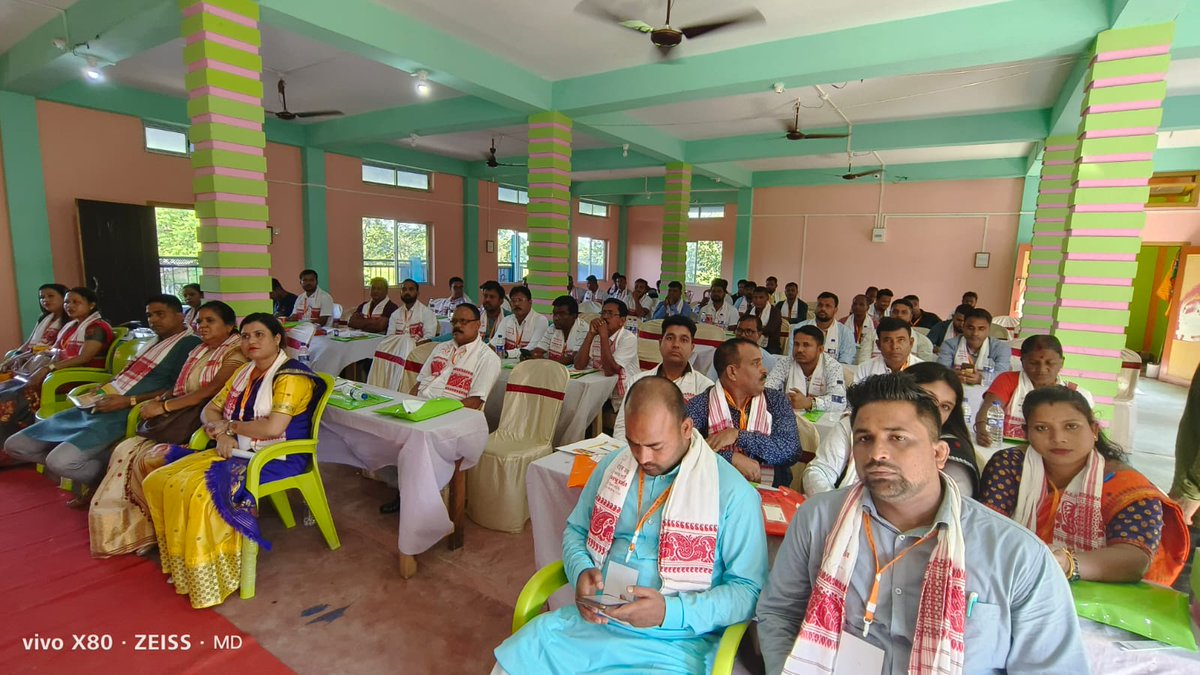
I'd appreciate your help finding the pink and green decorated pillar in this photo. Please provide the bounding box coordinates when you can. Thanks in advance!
[181,0,272,317]
[1020,135,1078,336]
[661,163,692,286]
[1050,23,1174,423]
[526,112,571,316]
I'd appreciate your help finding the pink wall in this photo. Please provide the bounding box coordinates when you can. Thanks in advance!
[0,135,19,347]
[36,101,303,293]
[626,203,737,296]
[751,179,1025,318]
[1143,208,1200,244]
[323,152,464,308]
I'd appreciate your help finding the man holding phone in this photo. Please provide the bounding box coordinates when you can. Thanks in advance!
[493,377,768,674]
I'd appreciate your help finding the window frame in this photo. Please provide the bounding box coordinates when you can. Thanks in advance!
[685,239,724,286]
[497,185,530,205]
[576,236,608,282]
[360,217,433,286]
[496,227,529,284]
[578,200,609,218]
[143,122,191,157]
[688,204,726,220]
[361,161,432,192]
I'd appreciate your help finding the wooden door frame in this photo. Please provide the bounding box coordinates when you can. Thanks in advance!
[1160,245,1200,386]
[1009,243,1031,317]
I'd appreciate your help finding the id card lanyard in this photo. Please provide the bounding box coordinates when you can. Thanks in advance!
[860,513,938,637]
[626,470,672,563]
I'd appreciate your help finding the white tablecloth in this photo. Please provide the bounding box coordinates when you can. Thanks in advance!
[690,344,717,375]
[307,334,386,377]
[484,363,617,445]
[318,384,490,555]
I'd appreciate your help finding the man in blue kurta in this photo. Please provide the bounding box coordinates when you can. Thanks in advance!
[5,295,199,494]
[494,376,768,674]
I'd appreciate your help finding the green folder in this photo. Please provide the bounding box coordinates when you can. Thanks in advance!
[374,397,464,422]
[327,391,393,410]
[1072,580,1197,651]
[330,334,379,343]
[803,410,824,423]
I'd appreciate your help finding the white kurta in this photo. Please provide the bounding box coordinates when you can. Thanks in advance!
[490,311,550,353]
[430,293,473,316]
[763,352,848,413]
[853,353,924,381]
[584,327,640,412]
[291,288,335,323]
[386,300,438,339]
[612,366,714,442]
[535,318,589,360]
[696,301,740,329]
[415,336,502,402]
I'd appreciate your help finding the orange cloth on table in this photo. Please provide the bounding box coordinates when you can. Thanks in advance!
[568,455,598,488]
[1033,469,1189,585]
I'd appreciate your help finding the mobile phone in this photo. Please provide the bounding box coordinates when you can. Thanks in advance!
[577,593,629,610]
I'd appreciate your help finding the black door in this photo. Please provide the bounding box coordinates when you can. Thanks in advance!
[77,199,160,326]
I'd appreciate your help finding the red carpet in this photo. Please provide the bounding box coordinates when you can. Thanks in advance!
[0,468,291,674]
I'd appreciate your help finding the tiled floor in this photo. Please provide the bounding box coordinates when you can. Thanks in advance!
[1126,375,1188,492]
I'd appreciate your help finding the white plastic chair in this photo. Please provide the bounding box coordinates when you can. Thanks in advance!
[467,360,570,532]
[366,335,415,391]
[284,322,317,359]
[399,341,437,395]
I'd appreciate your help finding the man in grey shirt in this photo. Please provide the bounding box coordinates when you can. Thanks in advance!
[757,374,1087,675]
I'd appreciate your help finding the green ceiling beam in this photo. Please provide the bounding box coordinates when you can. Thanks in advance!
[0,0,179,95]
[554,147,660,173]
[305,97,527,147]
[1153,145,1200,171]
[1048,54,1094,135]
[258,0,550,112]
[327,142,470,177]
[552,0,1109,117]
[574,113,749,187]
[1162,94,1200,130]
[694,162,753,188]
[1109,0,1187,28]
[575,175,734,198]
[752,157,1030,188]
[686,109,1049,165]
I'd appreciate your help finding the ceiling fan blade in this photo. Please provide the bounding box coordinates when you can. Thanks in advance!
[679,10,764,39]
[621,19,654,33]
[797,133,850,140]
[294,110,344,118]
[574,0,645,29]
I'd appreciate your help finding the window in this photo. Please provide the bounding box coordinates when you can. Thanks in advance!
[361,162,431,190]
[497,186,529,205]
[685,240,723,286]
[361,218,430,285]
[577,237,607,281]
[688,204,726,219]
[144,123,189,156]
[578,200,609,218]
[497,228,529,283]
[155,207,201,296]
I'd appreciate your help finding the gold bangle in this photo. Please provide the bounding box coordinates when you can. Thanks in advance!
[163,399,172,413]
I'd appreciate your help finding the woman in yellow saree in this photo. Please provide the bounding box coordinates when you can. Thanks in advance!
[143,313,324,608]
[88,301,244,557]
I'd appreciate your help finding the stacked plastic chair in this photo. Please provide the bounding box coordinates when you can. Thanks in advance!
[467,360,569,533]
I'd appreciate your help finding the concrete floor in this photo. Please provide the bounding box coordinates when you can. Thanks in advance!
[209,376,1194,674]
[1125,375,1188,492]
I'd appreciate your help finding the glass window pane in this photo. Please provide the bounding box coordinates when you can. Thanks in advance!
[362,164,396,186]
[395,168,430,190]
[498,186,529,204]
[144,125,189,155]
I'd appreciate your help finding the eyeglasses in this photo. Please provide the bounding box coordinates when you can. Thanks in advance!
[450,318,480,326]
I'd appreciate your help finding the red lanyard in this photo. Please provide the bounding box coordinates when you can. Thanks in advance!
[861,513,938,637]
[627,471,672,561]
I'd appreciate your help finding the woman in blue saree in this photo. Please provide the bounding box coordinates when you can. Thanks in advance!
[143,313,325,608]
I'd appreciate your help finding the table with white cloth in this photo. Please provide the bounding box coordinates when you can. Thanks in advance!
[526,452,1200,673]
[483,361,617,445]
[318,382,490,576]
[307,333,386,377]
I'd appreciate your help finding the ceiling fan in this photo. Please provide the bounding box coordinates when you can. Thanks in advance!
[842,168,882,180]
[266,79,343,121]
[485,139,526,168]
[576,0,763,56]
[783,102,850,141]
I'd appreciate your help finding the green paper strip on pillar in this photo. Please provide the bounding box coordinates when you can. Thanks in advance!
[661,163,692,287]
[526,112,572,316]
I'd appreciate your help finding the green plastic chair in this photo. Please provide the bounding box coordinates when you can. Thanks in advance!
[511,560,749,675]
[35,328,144,420]
[188,373,339,600]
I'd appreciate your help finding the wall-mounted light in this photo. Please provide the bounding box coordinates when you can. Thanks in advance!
[414,70,430,96]
[83,55,104,81]
[622,143,629,158]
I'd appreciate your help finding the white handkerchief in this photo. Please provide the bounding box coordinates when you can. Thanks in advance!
[401,400,424,414]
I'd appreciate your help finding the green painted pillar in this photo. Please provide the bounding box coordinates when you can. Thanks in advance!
[1049,23,1174,424]
[0,91,53,335]
[733,187,753,282]
[526,111,571,316]
[463,178,480,292]
[183,0,272,317]
[1015,171,1040,248]
[301,146,328,282]
[616,202,628,274]
[1020,134,1078,336]
[661,163,691,285]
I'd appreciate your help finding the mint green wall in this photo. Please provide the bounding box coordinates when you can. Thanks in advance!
[301,146,329,282]
[0,91,53,335]
[1126,244,1180,359]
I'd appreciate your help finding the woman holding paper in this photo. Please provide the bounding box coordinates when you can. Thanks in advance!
[142,313,325,608]
[978,386,1188,584]
[1,282,69,368]
[88,301,245,558]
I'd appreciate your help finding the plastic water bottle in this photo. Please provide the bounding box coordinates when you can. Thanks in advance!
[981,364,996,388]
[986,401,1005,449]
[297,345,311,366]
[961,400,973,427]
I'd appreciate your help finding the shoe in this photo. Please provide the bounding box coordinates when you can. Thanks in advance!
[379,497,400,514]
[66,488,93,509]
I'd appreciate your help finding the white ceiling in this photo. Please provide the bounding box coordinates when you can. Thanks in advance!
[1159,128,1200,148]
[383,0,1010,80]
[409,125,612,161]
[1167,57,1200,95]
[107,24,461,119]
[0,0,79,54]
[739,141,1035,173]
[627,57,1075,140]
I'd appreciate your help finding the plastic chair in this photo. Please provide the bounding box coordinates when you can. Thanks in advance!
[637,338,663,371]
[694,323,727,349]
[467,360,569,532]
[188,373,339,600]
[36,330,148,420]
[366,334,415,391]
[790,413,821,492]
[512,560,748,674]
[398,341,438,395]
[842,364,856,387]
[330,304,343,326]
[284,322,317,359]
[638,319,663,341]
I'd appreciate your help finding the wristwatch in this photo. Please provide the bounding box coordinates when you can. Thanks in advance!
[224,424,236,438]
